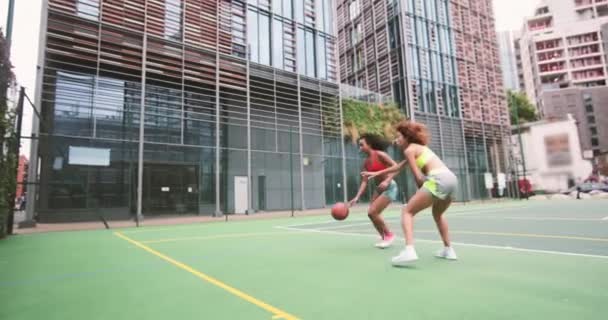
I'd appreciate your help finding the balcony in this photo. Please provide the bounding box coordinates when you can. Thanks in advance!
[527,17,553,32]
[537,50,566,62]
[535,39,563,52]
[568,32,598,45]
[539,61,567,74]
[567,33,599,46]
[572,68,605,82]
[570,57,603,70]
[575,0,594,8]
[541,73,568,85]
[569,44,601,57]
[539,68,568,76]
[535,6,550,15]
[598,3,608,16]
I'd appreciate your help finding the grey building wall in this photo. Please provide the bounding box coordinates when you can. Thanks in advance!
[542,87,608,158]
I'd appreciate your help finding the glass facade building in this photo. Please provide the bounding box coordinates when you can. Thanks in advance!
[28,0,345,222]
[337,0,511,201]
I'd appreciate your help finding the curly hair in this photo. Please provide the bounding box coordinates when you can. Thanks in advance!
[359,133,391,151]
[395,120,430,146]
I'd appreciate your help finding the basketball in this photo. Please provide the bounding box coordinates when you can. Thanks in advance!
[331,202,349,220]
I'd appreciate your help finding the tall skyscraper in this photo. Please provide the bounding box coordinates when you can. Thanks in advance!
[515,0,608,114]
[498,30,520,92]
[337,0,510,199]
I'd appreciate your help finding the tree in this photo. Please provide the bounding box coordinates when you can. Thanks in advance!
[507,90,538,125]
[0,28,16,238]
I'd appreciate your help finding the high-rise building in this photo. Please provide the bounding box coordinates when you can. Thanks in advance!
[26,0,345,223]
[515,0,608,114]
[497,31,520,92]
[336,0,510,199]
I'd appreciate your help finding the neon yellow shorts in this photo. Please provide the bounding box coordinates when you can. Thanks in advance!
[422,169,458,200]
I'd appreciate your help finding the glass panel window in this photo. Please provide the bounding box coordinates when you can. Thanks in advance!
[425,80,436,113]
[411,47,420,78]
[590,127,598,135]
[247,10,259,63]
[417,79,425,111]
[416,19,425,47]
[420,0,427,17]
[283,0,293,19]
[427,0,437,20]
[408,0,415,12]
[297,28,306,74]
[273,19,284,69]
[273,0,282,15]
[259,13,271,65]
[317,0,325,32]
[450,86,459,117]
[351,23,362,45]
[296,0,305,23]
[349,0,360,20]
[324,0,333,35]
[164,0,183,41]
[442,1,450,25]
[54,72,94,137]
[317,35,327,79]
[389,20,397,49]
[353,47,363,71]
[77,0,100,21]
[305,29,316,77]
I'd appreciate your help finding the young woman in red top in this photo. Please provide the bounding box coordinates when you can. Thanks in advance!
[348,133,399,249]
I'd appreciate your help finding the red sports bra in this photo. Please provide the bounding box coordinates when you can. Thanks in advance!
[364,151,388,172]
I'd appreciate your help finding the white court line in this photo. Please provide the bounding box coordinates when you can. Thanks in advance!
[274,226,608,260]
[603,216,608,221]
[450,216,604,222]
[286,205,529,229]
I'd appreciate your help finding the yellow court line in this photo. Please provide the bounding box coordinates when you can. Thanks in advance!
[114,232,300,320]
[416,230,608,242]
[121,224,215,235]
[141,231,299,244]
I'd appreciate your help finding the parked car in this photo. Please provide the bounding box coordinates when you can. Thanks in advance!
[563,182,608,194]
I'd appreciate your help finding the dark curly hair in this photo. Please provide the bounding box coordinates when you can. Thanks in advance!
[395,120,430,145]
[359,133,391,151]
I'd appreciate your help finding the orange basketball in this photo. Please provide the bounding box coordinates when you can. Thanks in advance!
[331,202,349,221]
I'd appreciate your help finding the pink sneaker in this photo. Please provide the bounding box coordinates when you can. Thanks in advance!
[375,232,395,249]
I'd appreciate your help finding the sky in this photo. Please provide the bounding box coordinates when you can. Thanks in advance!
[1,0,541,157]
[493,0,540,32]
[1,0,43,157]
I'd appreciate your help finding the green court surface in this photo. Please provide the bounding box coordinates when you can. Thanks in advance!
[1,200,607,319]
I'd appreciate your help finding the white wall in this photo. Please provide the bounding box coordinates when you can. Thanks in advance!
[512,117,593,192]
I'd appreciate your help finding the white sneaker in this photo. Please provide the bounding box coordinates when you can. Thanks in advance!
[375,233,395,249]
[391,246,418,266]
[435,247,458,260]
